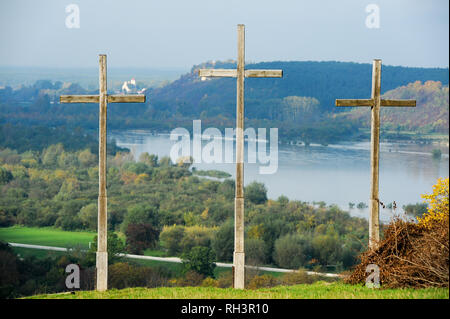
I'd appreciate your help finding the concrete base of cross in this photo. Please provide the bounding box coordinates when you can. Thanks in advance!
[234,251,245,289]
[96,251,108,291]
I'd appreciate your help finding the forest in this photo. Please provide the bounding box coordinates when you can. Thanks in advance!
[0,141,369,270]
[0,61,448,145]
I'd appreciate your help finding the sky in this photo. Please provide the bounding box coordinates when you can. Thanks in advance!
[0,0,448,69]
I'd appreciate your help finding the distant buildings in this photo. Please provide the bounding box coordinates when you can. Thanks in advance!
[121,78,146,94]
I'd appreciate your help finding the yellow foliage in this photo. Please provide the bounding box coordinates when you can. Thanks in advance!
[134,173,150,184]
[200,208,209,220]
[28,168,57,181]
[53,169,69,180]
[120,171,137,185]
[248,224,264,239]
[201,277,219,288]
[418,178,449,229]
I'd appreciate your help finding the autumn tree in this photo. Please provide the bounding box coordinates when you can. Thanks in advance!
[125,223,160,255]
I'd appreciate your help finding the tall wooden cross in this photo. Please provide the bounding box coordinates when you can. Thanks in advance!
[335,59,415,249]
[60,54,145,291]
[198,24,283,289]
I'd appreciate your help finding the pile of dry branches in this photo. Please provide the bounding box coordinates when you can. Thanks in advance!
[345,215,449,288]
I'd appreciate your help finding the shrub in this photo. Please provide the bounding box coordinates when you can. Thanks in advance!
[245,182,268,205]
[212,219,234,262]
[217,272,233,288]
[79,203,97,230]
[403,202,428,218]
[181,246,216,278]
[0,243,20,298]
[86,233,125,266]
[139,152,158,167]
[180,225,216,253]
[108,262,169,289]
[201,277,219,288]
[173,270,205,287]
[273,234,311,269]
[357,202,367,209]
[121,204,159,233]
[247,274,279,289]
[245,238,267,265]
[280,269,315,285]
[160,225,185,255]
[432,149,442,159]
[418,178,449,229]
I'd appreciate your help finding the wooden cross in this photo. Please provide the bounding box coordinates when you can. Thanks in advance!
[198,24,282,289]
[335,59,415,249]
[60,54,145,291]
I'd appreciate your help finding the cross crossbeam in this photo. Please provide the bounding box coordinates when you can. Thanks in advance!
[336,99,416,107]
[60,95,145,104]
[198,69,283,78]
[59,54,146,292]
[335,59,416,249]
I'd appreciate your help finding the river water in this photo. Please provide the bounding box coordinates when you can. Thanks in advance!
[110,130,449,223]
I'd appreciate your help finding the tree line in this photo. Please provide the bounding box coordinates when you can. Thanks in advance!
[0,142,369,274]
[1,61,447,145]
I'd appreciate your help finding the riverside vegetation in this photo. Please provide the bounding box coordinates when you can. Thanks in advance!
[1,127,448,298]
[0,127,372,297]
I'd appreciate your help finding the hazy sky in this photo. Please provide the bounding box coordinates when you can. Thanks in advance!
[0,0,448,69]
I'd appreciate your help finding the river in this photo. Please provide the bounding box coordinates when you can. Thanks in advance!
[109,130,449,223]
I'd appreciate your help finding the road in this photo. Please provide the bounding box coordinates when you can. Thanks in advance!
[9,242,342,278]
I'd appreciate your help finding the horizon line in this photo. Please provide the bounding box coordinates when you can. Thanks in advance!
[0,59,448,70]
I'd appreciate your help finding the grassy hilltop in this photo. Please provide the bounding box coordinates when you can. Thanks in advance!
[26,282,449,299]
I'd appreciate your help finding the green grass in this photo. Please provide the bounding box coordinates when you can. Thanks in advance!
[143,248,168,257]
[0,226,95,249]
[25,282,449,299]
[1,227,286,278]
[12,247,67,259]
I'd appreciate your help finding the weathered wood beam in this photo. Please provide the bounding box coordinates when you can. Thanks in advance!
[380,99,416,107]
[198,69,283,78]
[234,23,246,291]
[369,59,382,250]
[60,95,146,104]
[97,54,108,292]
[60,95,99,103]
[336,99,374,107]
[108,95,146,103]
[198,69,237,78]
[336,99,416,107]
[245,69,283,78]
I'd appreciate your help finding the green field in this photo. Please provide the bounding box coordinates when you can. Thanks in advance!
[0,226,294,275]
[0,226,284,278]
[0,226,95,248]
[2,226,449,299]
[25,282,449,299]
